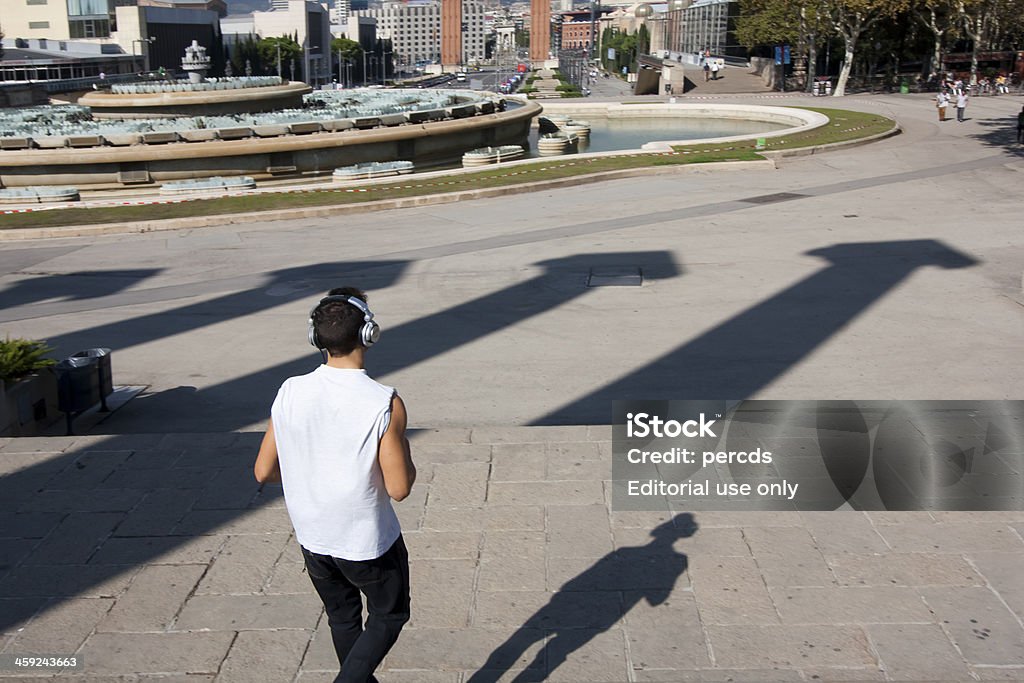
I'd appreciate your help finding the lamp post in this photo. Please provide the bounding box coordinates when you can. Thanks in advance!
[132,36,156,74]
[305,44,320,86]
[362,50,368,86]
[276,42,282,78]
[382,47,391,85]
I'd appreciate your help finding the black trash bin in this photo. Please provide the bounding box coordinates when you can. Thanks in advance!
[55,356,101,435]
[71,348,112,409]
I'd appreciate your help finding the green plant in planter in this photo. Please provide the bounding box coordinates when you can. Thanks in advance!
[0,337,56,383]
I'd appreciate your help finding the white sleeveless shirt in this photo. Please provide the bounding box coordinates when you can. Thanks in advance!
[271,366,400,561]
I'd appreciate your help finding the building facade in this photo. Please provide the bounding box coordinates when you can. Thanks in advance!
[352,1,486,67]
[660,0,741,59]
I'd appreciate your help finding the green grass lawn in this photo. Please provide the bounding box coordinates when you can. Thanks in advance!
[0,107,894,231]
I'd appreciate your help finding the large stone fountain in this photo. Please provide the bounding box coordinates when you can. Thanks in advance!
[77,41,312,119]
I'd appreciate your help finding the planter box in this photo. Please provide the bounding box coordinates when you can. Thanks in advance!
[0,370,61,437]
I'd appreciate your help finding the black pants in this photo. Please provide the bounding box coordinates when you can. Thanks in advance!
[302,536,410,683]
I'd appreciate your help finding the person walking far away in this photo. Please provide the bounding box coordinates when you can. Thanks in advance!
[255,287,416,683]
[703,60,710,82]
[935,90,949,121]
[1017,105,1024,143]
[711,60,720,80]
[956,90,968,122]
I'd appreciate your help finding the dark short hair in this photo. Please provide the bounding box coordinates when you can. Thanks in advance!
[313,286,369,357]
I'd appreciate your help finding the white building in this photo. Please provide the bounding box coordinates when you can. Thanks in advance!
[351,1,488,67]
[248,0,332,84]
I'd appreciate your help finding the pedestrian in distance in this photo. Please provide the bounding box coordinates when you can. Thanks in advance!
[935,90,949,122]
[1017,105,1024,143]
[703,61,710,82]
[956,90,968,122]
[711,61,720,80]
[255,287,416,683]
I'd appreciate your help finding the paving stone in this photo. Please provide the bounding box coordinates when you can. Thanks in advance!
[158,434,242,450]
[407,559,476,628]
[547,553,689,593]
[97,564,206,632]
[473,590,623,630]
[112,489,206,537]
[865,511,936,525]
[5,598,113,655]
[0,538,38,577]
[192,468,262,510]
[0,436,80,454]
[77,631,236,675]
[547,505,612,559]
[89,535,223,566]
[799,512,890,554]
[918,586,1024,665]
[264,556,311,595]
[769,585,933,624]
[16,489,145,514]
[22,513,124,565]
[469,426,590,444]
[623,592,711,670]
[609,510,674,529]
[403,531,480,560]
[478,556,546,592]
[742,526,835,587]
[586,426,611,442]
[826,552,984,587]
[490,444,546,481]
[488,481,604,506]
[122,448,186,469]
[0,597,46,634]
[217,628,311,683]
[171,445,253,470]
[867,623,971,681]
[482,531,546,560]
[688,555,779,625]
[633,669,804,682]
[0,472,59,512]
[422,505,545,532]
[300,612,338,672]
[616,526,748,558]
[543,626,628,682]
[797,667,886,681]
[407,428,473,445]
[705,624,876,668]
[428,463,489,506]
[681,511,802,527]
[0,512,64,539]
[967,552,1024,619]
[971,665,1024,680]
[384,627,546,671]
[376,673,461,683]
[44,451,133,490]
[409,443,491,465]
[545,456,608,481]
[876,522,1023,553]
[195,534,291,594]
[930,511,1024,523]
[99,467,212,490]
[0,564,136,598]
[174,593,323,630]
[172,506,292,536]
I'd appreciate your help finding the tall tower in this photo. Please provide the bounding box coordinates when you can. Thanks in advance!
[441,0,462,68]
[529,0,550,64]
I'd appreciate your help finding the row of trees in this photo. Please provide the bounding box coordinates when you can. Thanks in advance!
[225,33,388,85]
[737,0,1024,96]
[599,25,650,75]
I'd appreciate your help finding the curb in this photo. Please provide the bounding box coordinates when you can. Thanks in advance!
[761,122,902,159]
[0,159,775,241]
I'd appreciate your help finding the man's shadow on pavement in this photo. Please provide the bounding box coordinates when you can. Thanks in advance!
[467,514,698,682]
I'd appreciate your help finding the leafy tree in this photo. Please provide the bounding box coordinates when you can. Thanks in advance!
[957,0,1024,83]
[636,23,650,55]
[737,0,831,91]
[913,0,958,78]
[258,36,302,80]
[825,0,909,96]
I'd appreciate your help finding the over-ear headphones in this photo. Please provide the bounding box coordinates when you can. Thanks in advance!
[307,295,381,350]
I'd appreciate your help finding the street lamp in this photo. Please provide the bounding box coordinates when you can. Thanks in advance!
[132,36,156,74]
[305,44,320,86]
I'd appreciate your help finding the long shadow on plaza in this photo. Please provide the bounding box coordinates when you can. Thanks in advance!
[0,250,679,634]
[0,239,979,651]
[466,515,697,682]
[0,269,164,313]
[535,239,978,424]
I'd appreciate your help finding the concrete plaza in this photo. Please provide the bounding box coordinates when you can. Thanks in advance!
[1,91,1023,681]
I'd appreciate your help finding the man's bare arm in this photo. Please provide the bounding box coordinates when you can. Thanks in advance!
[379,394,416,501]
[254,418,282,483]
